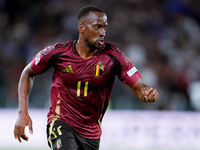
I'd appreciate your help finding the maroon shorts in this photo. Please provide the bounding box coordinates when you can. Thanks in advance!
[47,120,100,150]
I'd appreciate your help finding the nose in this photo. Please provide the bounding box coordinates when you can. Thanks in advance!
[99,28,106,37]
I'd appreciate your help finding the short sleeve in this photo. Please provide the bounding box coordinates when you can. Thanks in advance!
[31,45,56,74]
[110,47,142,86]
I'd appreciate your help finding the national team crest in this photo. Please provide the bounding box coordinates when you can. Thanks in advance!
[95,64,104,77]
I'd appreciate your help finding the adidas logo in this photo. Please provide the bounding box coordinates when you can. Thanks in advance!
[63,65,74,73]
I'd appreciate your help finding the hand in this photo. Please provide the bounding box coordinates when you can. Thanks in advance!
[14,112,33,142]
[141,87,159,102]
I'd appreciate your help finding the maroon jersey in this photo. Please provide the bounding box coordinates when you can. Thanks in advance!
[31,40,142,139]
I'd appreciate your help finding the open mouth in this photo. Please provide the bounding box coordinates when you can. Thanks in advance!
[99,39,104,45]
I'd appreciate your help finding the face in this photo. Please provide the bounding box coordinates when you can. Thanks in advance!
[79,11,108,50]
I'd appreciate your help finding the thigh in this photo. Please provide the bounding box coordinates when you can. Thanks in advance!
[73,130,100,150]
[47,120,78,150]
[77,137,100,150]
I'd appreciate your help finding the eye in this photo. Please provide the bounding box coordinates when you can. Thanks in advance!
[94,25,100,30]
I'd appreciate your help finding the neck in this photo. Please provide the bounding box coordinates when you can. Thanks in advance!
[76,39,97,60]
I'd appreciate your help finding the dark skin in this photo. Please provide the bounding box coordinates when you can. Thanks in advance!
[14,11,159,142]
[76,11,107,59]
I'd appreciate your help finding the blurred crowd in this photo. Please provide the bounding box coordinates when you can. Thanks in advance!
[1,0,200,111]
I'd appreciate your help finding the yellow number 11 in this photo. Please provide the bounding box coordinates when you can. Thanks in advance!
[77,81,89,97]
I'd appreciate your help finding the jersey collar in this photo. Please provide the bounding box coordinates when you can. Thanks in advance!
[72,39,104,57]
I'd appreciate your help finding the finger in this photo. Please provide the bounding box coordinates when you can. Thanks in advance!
[14,128,17,139]
[15,125,29,142]
[152,90,159,100]
[19,128,29,141]
[146,89,155,99]
[152,94,159,102]
[154,92,159,100]
[141,88,148,101]
[145,87,153,96]
[21,134,29,141]
[142,87,150,96]
[18,137,22,143]
[152,89,157,95]
[14,126,22,142]
[28,120,33,134]
[141,88,146,95]
[19,125,29,141]
[146,89,158,102]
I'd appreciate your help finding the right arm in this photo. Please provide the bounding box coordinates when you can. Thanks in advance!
[14,63,37,142]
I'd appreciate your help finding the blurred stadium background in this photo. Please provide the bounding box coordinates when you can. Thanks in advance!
[1,0,200,150]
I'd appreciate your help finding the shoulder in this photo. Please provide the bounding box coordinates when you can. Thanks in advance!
[45,41,73,52]
[54,41,73,49]
[103,42,130,63]
[39,41,73,57]
[103,42,121,53]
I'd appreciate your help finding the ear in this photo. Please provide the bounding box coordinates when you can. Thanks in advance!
[78,23,85,33]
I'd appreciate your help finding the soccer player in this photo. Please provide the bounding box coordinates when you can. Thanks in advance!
[14,5,159,150]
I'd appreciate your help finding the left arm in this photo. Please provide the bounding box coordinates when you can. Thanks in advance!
[130,79,159,102]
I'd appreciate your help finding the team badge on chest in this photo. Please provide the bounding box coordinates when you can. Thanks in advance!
[95,64,104,77]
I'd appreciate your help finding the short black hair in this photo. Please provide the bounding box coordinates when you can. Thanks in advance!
[77,5,104,22]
